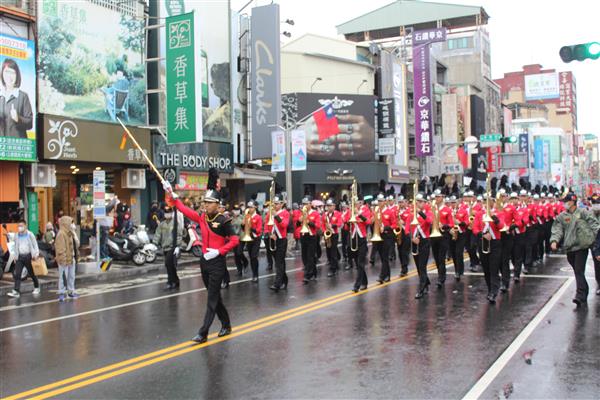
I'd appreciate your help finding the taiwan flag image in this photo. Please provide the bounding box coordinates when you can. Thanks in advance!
[313,103,340,142]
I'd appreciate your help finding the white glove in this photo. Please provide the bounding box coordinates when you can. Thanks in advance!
[203,248,219,261]
[173,247,180,257]
[162,180,172,192]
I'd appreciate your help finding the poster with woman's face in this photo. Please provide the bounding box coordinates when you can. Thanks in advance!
[0,33,36,162]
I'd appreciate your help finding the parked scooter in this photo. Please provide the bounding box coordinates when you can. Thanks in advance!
[181,222,202,258]
[107,234,147,266]
[127,225,158,263]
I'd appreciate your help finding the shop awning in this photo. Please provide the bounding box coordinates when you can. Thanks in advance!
[231,167,276,184]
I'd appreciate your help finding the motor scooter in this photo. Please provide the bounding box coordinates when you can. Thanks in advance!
[181,223,202,258]
[107,234,146,266]
[127,225,158,263]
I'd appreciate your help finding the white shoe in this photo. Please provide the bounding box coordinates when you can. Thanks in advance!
[32,287,41,295]
[7,290,20,298]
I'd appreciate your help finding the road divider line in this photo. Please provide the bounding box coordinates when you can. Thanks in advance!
[461,277,573,400]
[6,261,452,400]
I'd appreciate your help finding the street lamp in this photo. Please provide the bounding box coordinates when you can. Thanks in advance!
[310,77,322,93]
[357,79,368,94]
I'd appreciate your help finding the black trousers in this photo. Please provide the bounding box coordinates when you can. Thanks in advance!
[316,234,322,260]
[512,232,526,278]
[351,237,368,289]
[273,238,288,288]
[198,257,231,336]
[301,234,317,279]
[449,232,466,276]
[566,249,589,302]
[14,254,39,292]
[544,221,553,256]
[398,233,410,274]
[500,233,514,287]
[372,238,390,280]
[164,249,179,285]
[524,226,538,268]
[430,234,449,283]
[480,239,502,296]
[263,236,274,269]
[325,234,340,272]
[412,238,431,290]
[341,230,349,261]
[246,238,261,277]
[467,230,480,266]
[234,242,248,273]
[594,257,600,286]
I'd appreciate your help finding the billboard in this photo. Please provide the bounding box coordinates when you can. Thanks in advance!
[558,71,574,113]
[160,1,231,143]
[281,93,376,162]
[524,72,559,101]
[0,34,37,161]
[250,4,281,158]
[37,0,147,125]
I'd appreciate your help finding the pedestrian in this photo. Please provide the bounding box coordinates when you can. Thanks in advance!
[146,201,162,234]
[152,205,183,290]
[98,196,119,259]
[55,216,80,302]
[587,194,600,296]
[42,222,55,246]
[550,193,600,307]
[7,219,41,298]
[164,174,239,344]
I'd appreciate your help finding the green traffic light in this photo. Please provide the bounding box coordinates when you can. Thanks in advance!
[560,41,600,62]
[588,42,600,58]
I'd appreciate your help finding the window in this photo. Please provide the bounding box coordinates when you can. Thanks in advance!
[447,37,472,50]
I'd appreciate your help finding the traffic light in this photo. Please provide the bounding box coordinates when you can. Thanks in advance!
[501,136,517,144]
[559,42,600,62]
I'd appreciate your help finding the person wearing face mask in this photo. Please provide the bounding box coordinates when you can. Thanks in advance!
[589,194,600,296]
[551,193,600,307]
[146,201,162,234]
[153,206,183,290]
[7,220,40,298]
[55,216,80,302]
[230,204,249,276]
[42,222,56,246]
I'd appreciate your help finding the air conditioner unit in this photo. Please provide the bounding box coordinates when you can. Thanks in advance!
[122,168,146,189]
[25,164,56,188]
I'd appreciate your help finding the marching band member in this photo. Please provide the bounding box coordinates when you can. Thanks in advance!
[323,198,342,277]
[292,203,302,251]
[397,196,411,277]
[341,202,352,270]
[301,197,321,284]
[242,201,263,283]
[269,195,290,291]
[472,194,505,304]
[431,190,453,288]
[497,189,514,292]
[386,195,398,262]
[351,195,372,292]
[512,191,530,282]
[406,193,433,299]
[465,191,481,272]
[452,194,470,280]
[262,203,274,272]
[378,193,397,283]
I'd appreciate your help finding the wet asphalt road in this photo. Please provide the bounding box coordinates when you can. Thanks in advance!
[1,249,599,399]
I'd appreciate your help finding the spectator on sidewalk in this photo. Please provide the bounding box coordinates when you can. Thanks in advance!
[98,196,119,259]
[55,216,80,302]
[42,222,55,246]
[146,201,163,234]
[7,219,40,298]
[153,205,183,290]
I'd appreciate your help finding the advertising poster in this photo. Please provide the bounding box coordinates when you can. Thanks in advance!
[524,72,559,101]
[271,130,285,172]
[281,93,376,162]
[160,1,231,142]
[37,0,147,125]
[291,129,307,171]
[0,34,37,161]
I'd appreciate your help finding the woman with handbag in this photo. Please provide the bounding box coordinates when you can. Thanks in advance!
[7,219,40,298]
[55,216,80,302]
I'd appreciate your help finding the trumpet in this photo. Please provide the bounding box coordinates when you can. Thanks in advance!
[239,208,255,242]
[266,181,276,252]
[350,179,359,252]
[410,179,420,256]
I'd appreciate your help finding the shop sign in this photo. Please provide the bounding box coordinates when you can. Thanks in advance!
[93,170,106,218]
[378,137,396,156]
[152,136,233,173]
[176,172,207,191]
[0,34,37,162]
[377,98,395,135]
[162,167,179,185]
[42,115,151,164]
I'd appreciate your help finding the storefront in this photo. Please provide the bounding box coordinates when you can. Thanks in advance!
[39,114,151,245]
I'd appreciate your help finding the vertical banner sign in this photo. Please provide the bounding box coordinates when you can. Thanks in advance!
[519,133,529,163]
[291,129,307,171]
[534,139,544,170]
[392,62,406,166]
[412,28,446,157]
[543,140,550,172]
[166,11,203,144]
[251,4,281,159]
[271,130,285,172]
[93,170,106,218]
[27,191,39,234]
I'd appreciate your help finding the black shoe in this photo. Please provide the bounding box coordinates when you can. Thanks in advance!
[470,266,477,272]
[400,271,408,277]
[352,287,359,293]
[596,288,600,296]
[514,276,520,283]
[455,274,461,282]
[221,282,229,289]
[266,265,273,271]
[172,282,180,290]
[377,278,384,284]
[344,264,352,270]
[383,277,391,283]
[163,283,174,290]
[500,284,508,293]
[251,277,259,283]
[191,334,207,344]
[280,283,287,290]
[369,259,375,265]
[523,268,530,275]
[237,270,243,277]
[303,278,310,285]
[359,285,368,291]
[436,282,443,289]
[423,283,430,294]
[487,294,497,304]
[415,290,424,299]
[327,271,335,277]
[218,326,232,337]
[269,285,280,292]
[310,276,317,281]
[572,298,587,307]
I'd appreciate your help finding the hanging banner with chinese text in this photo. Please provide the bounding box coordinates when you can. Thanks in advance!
[271,130,285,172]
[291,129,307,171]
[166,12,202,144]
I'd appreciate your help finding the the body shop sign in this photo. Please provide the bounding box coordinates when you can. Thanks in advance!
[152,136,233,173]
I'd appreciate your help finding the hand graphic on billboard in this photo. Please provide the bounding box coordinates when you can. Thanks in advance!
[335,114,375,159]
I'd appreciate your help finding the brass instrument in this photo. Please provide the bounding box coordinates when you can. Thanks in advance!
[450,208,459,241]
[430,199,442,238]
[410,179,420,256]
[300,205,311,235]
[266,181,276,251]
[323,212,333,248]
[481,174,494,254]
[369,205,383,242]
[393,203,403,245]
[240,208,255,242]
[350,179,359,252]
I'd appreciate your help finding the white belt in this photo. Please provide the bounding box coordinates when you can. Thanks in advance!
[483,222,497,240]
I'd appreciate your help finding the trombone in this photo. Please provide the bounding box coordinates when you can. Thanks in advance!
[481,174,494,254]
[410,179,420,256]
[349,179,359,252]
[266,181,276,252]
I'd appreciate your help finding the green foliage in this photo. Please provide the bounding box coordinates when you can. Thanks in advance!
[128,78,147,120]
[119,14,145,54]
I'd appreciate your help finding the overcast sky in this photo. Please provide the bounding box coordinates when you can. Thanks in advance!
[233,0,597,134]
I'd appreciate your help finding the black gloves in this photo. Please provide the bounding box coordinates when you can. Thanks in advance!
[332,224,338,230]
[492,215,499,225]
[296,221,301,227]
[359,215,367,222]
[274,215,282,223]
[510,224,517,231]
[442,224,451,231]
[308,222,315,228]
[418,211,427,220]
[459,222,467,228]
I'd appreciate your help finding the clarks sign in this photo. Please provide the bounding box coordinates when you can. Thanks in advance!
[250,4,281,159]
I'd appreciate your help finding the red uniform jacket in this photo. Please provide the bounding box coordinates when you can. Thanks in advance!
[271,208,290,239]
[514,205,529,233]
[351,205,372,238]
[244,212,263,238]
[381,205,398,233]
[405,208,433,239]
[292,209,302,239]
[501,204,516,230]
[400,207,411,234]
[323,210,342,234]
[341,209,351,231]
[455,205,470,233]
[173,198,239,256]
[438,205,454,229]
[304,209,321,236]
[472,209,505,240]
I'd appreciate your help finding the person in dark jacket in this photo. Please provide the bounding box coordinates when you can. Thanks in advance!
[589,194,600,296]
[0,58,33,138]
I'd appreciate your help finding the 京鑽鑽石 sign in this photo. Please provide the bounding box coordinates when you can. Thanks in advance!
[166,12,203,144]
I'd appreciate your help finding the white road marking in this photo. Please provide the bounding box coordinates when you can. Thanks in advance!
[461,277,574,400]
[0,268,303,333]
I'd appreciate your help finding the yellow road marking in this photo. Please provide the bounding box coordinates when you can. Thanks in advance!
[6,259,460,400]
